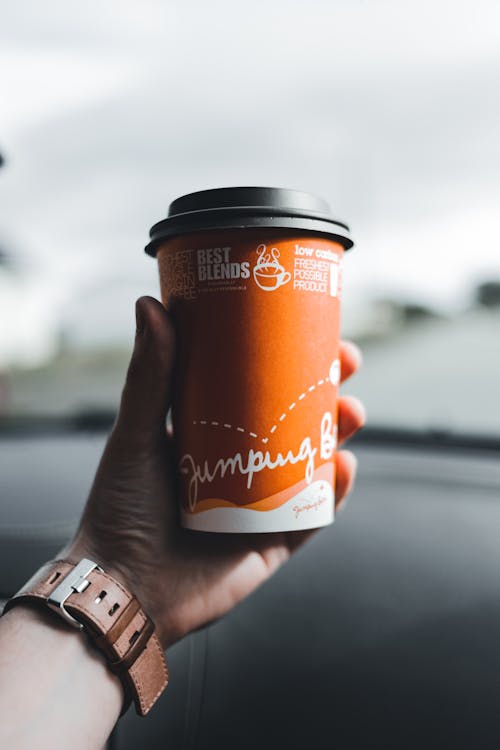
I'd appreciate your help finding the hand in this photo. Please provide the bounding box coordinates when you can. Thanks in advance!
[64,296,365,649]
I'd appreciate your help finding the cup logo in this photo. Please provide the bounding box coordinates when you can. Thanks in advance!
[253,243,291,291]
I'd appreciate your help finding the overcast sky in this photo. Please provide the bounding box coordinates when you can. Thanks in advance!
[1,0,500,365]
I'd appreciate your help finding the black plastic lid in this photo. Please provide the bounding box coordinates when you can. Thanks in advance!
[145,186,353,256]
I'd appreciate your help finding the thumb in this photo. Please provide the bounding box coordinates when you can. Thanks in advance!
[115,296,176,437]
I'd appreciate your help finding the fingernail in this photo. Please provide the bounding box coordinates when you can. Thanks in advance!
[344,450,358,488]
[343,395,367,426]
[344,340,363,366]
[338,451,358,512]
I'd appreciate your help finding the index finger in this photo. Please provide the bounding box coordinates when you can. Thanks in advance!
[340,340,362,383]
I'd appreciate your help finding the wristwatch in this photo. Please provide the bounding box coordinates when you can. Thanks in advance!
[2,558,168,716]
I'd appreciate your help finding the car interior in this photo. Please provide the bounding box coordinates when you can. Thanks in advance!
[1,425,499,749]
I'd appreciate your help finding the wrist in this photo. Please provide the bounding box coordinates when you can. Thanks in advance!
[2,603,123,692]
[0,603,123,747]
[61,538,171,647]
[4,556,170,715]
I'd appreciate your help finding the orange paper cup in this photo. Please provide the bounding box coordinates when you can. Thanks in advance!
[146,187,353,533]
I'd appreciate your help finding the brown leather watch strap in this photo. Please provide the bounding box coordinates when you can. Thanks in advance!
[3,559,168,716]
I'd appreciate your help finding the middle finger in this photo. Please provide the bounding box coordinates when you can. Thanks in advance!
[338,395,366,445]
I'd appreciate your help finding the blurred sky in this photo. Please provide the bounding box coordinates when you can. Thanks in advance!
[1,0,500,365]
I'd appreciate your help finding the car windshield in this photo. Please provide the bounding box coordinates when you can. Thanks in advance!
[1,1,499,436]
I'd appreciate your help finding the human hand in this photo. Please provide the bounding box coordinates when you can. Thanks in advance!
[64,296,365,649]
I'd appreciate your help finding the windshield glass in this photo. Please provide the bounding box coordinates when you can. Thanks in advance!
[1,1,499,435]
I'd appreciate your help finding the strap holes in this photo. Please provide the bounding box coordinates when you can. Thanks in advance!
[129,630,140,645]
[49,572,61,585]
[94,590,107,605]
[108,603,120,616]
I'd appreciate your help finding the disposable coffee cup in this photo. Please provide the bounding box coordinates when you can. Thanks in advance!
[145,187,353,533]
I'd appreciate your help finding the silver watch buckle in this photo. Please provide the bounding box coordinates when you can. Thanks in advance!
[47,558,103,629]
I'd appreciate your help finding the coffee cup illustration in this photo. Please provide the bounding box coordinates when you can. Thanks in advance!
[253,243,291,291]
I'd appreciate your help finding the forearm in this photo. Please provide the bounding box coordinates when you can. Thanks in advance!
[0,606,123,750]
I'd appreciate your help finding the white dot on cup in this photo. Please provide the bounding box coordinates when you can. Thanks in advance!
[329,359,340,386]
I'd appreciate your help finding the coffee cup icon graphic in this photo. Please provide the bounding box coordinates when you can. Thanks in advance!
[253,244,291,291]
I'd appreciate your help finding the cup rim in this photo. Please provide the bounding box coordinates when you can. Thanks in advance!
[145,187,353,256]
